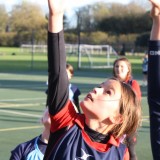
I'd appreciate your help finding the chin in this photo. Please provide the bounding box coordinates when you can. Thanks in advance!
[80,100,90,114]
[80,101,85,111]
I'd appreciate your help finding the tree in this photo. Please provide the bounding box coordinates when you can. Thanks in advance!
[97,2,151,35]
[135,32,150,47]
[9,1,47,45]
[91,2,110,30]
[131,0,151,10]
[0,4,8,32]
[75,6,95,32]
[108,2,146,17]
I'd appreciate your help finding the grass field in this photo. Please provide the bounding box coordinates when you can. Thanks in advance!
[0,47,152,160]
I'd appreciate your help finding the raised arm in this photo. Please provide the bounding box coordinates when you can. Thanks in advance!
[47,0,69,115]
[150,1,160,40]
[148,3,160,99]
[148,1,160,159]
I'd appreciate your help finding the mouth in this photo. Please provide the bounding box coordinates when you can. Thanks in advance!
[86,93,93,101]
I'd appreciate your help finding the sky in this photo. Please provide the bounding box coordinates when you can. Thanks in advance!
[0,0,133,12]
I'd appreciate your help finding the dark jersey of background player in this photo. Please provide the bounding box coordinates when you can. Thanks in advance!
[10,135,47,160]
[148,39,160,159]
[147,3,160,159]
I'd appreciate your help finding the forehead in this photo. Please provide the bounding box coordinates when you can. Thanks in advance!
[101,79,121,88]
[115,60,128,66]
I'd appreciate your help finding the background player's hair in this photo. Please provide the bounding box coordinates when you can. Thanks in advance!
[66,63,74,76]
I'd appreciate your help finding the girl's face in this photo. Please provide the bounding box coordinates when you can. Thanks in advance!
[80,79,122,122]
[114,61,129,81]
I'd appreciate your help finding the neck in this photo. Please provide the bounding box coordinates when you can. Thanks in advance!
[85,119,114,135]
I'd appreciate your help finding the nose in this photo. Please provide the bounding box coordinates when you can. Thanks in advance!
[93,87,102,94]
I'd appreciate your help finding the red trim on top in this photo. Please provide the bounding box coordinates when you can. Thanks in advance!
[74,115,121,152]
[131,80,141,100]
[126,79,141,100]
[49,100,123,153]
[50,100,77,132]
[74,114,85,129]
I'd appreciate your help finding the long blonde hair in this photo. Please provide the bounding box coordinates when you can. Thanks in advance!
[110,78,141,138]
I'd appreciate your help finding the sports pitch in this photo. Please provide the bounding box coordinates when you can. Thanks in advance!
[0,48,152,159]
[0,70,151,160]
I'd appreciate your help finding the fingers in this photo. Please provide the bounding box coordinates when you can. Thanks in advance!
[149,0,160,9]
[150,5,160,18]
[149,0,160,17]
[48,0,64,32]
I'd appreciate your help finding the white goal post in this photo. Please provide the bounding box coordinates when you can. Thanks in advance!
[20,44,47,53]
[21,44,118,69]
[65,44,118,69]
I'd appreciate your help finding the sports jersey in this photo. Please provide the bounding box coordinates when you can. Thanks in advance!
[126,79,141,100]
[10,135,47,160]
[44,31,129,160]
[142,57,148,72]
[148,40,160,160]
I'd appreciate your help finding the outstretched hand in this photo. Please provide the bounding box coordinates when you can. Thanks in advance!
[48,0,66,32]
[48,0,66,16]
[150,5,160,17]
[149,0,160,9]
[149,0,160,17]
[149,0,160,41]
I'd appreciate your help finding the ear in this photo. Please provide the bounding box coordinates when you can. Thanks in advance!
[109,114,123,124]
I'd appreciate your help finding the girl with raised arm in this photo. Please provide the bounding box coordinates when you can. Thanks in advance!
[44,0,141,159]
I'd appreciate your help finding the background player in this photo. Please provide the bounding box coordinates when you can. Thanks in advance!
[148,0,160,159]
